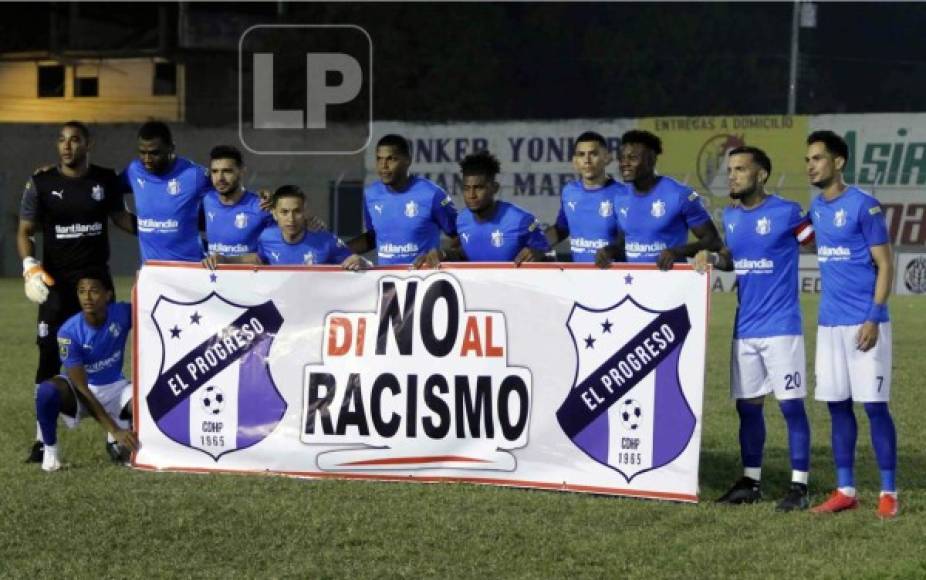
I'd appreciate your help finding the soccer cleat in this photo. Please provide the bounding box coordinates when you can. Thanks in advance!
[25,440,44,463]
[41,445,61,472]
[716,477,762,504]
[106,441,130,465]
[877,494,898,519]
[810,490,859,513]
[775,483,810,512]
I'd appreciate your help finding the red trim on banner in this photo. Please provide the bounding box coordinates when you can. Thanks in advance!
[129,461,698,503]
[142,260,691,273]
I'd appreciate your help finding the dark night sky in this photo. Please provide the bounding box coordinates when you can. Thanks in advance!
[2,2,925,119]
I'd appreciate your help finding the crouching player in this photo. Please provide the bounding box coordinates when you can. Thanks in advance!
[205,185,367,269]
[695,146,814,511]
[36,272,137,471]
[415,150,550,266]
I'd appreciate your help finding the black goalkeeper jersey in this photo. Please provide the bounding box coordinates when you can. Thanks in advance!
[19,165,125,280]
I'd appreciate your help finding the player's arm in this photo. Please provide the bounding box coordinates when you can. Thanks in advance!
[857,243,893,352]
[347,230,375,254]
[110,210,138,236]
[412,244,466,269]
[546,204,570,247]
[693,247,734,273]
[659,219,722,271]
[18,179,56,303]
[66,365,138,452]
[202,253,262,269]
[515,217,552,265]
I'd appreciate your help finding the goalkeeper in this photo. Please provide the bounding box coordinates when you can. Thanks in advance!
[17,121,136,463]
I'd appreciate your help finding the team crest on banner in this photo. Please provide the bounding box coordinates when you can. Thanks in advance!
[556,296,695,481]
[146,293,287,460]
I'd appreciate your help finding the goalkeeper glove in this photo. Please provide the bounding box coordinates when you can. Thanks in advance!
[23,257,55,304]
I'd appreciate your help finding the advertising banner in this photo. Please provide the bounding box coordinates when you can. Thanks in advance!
[134,263,709,501]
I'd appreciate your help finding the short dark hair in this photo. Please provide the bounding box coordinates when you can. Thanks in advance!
[807,130,849,162]
[376,134,410,157]
[209,145,243,167]
[729,145,772,176]
[272,184,305,207]
[62,120,90,140]
[76,269,114,292]
[138,121,173,145]
[620,130,663,156]
[575,131,608,149]
[460,150,501,180]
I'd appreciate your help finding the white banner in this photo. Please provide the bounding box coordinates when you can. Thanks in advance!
[134,263,708,501]
[366,120,637,222]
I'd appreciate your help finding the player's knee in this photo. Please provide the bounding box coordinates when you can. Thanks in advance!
[35,380,61,411]
[827,399,854,414]
[778,398,806,419]
[736,398,764,416]
[862,401,891,419]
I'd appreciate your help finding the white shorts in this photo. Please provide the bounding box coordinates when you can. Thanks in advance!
[730,335,807,400]
[815,323,892,403]
[61,378,133,429]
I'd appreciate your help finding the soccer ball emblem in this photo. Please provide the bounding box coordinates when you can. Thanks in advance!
[200,385,225,415]
[620,399,643,430]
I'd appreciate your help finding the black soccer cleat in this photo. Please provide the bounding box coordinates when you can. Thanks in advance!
[716,476,762,504]
[25,440,44,463]
[776,482,810,512]
[105,441,130,465]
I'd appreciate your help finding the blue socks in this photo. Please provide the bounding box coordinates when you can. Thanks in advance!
[736,400,765,470]
[828,399,857,488]
[35,381,61,446]
[864,402,897,493]
[779,399,811,473]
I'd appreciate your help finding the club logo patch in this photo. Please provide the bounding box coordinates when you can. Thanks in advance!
[557,297,695,481]
[651,199,666,218]
[755,216,771,235]
[147,293,287,460]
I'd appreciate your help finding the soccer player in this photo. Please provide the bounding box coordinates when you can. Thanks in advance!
[694,146,815,511]
[204,185,367,269]
[18,121,136,463]
[417,150,550,265]
[803,131,898,518]
[348,134,458,265]
[35,272,137,471]
[203,145,274,258]
[545,131,627,262]
[596,130,721,269]
[122,121,212,262]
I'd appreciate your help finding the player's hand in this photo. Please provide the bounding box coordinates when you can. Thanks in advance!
[257,189,273,211]
[305,215,328,232]
[692,250,711,274]
[113,429,139,453]
[23,257,55,304]
[856,321,880,352]
[341,255,370,271]
[412,249,443,269]
[513,247,543,266]
[657,249,678,271]
[594,247,617,269]
[33,164,54,176]
[202,253,221,270]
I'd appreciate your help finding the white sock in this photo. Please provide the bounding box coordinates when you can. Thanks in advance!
[36,421,44,442]
[744,467,762,481]
[792,470,809,485]
[880,490,897,498]
[838,486,856,497]
[106,432,116,444]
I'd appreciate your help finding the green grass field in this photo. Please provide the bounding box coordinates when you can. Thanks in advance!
[1,276,923,579]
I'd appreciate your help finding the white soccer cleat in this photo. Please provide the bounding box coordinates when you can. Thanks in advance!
[41,444,62,472]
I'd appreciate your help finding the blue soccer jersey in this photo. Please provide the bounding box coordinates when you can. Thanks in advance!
[810,186,890,326]
[723,196,814,339]
[458,201,551,262]
[257,225,353,265]
[123,157,211,262]
[363,176,458,265]
[616,176,712,263]
[554,178,628,262]
[204,190,273,257]
[57,302,132,385]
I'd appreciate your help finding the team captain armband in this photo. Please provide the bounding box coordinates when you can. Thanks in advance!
[793,217,815,246]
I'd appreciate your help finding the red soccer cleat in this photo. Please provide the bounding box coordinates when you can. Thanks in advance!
[810,490,859,514]
[877,494,898,519]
